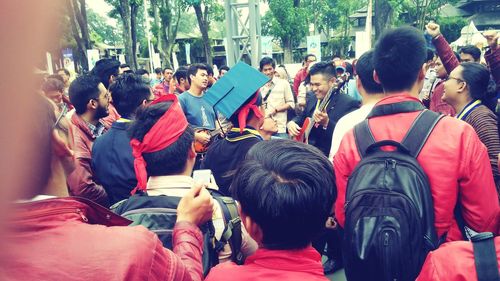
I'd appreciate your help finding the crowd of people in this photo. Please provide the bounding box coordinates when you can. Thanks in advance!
[2,20,500,281]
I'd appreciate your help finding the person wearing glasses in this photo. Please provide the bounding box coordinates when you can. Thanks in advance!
[91,74,156,206]
[67,74,110,206]
[442,62,500,198]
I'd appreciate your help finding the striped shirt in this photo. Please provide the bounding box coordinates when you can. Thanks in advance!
[464,105,500,179]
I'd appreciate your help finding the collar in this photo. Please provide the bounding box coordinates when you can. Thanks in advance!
[226,127,263,142]
[457,100,482,120]
[71,114,106,140]
[147,175,194,194]
[116,117,132,123]
[245,246,324,275]
[375,92,421,106]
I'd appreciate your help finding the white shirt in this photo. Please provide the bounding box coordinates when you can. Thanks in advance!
[147,175,257,262]
[261,77,295,133]
[329,104,375,161]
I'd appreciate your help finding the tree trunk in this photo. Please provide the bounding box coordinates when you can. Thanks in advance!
[130,2,139,70]
[283,37,293,63]
[193,3,212,65]
[151,0,164,63]
[76,0,91,49]
[118,0,135,68]
[67,0,88,70]
[374,0,393,40]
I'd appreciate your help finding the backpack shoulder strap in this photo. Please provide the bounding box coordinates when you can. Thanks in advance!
[401,110,444,158]
[214,196,244,265]
[471,233,500,281]
[367,101,426,118]
[354,119,376,159]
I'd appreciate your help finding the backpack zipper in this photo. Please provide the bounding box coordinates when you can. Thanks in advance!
[121,207,178,217]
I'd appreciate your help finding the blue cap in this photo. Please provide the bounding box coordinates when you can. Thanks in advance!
[203,62,270,118]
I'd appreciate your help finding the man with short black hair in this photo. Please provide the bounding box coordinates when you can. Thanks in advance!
[179,63,216,150]
[90,58,122,127]
[329,50,385,159]
[459,45,481,63]
[173,67,190,95]
[119,63,132,74]
[153,67,174,97]
[67,74,110,206]
[293,54,317,95]
[205,139,336,281]
[259,57,294,139]
[335,25,499,244]
[219,65,229,78]
[150,67,163,87]
[91,74,155,205]
[288,62,359,156]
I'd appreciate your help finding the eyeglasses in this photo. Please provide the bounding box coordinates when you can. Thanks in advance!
[447,76,465,83]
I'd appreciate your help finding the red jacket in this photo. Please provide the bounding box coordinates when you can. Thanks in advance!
[205,246,327,281]
[430,35,459,116]
[67,114,109,206]
[4,197,204,281]
[416,237,500,281]
[334,94,500,241]
[293,68,308,95]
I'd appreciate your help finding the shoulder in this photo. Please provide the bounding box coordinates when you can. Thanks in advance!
[205,262,242,281]
[468,105,497,124]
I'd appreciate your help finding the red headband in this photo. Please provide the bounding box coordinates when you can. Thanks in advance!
[237,92,263,133]
[130,94,188,194]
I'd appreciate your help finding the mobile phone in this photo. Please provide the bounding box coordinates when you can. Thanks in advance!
[192,169,212,184]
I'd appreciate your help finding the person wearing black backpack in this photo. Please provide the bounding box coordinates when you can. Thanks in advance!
[112,95,258,275]
[417,233,500,281]
[333,26,500,281]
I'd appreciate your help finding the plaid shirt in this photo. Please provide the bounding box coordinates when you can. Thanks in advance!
[86,121,106,138]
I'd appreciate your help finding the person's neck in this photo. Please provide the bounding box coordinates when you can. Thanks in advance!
[43,160,69,197]
[362,93,385,105]
[188,86,204,96]
[80,112,98,125]
[453,97,473,115]
[246,118,261,132]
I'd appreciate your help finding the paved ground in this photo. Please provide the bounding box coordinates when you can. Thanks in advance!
[327,269,346,281]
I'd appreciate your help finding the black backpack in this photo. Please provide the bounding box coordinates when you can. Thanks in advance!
[343,101,444,281]
[111,190,243,277]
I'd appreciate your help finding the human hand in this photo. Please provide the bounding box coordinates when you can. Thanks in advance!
[483,30,498,50]
[177,184,214,226]
[313,110,329,127]
[425,22,441,39]
[195,131,210,144]
[287,121,301,137]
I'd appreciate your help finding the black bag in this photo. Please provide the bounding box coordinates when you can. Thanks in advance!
[343,101,444,281]
[111,190,243,276]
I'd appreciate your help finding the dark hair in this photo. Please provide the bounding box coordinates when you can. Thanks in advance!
[128,102,195,176]
[345,62,354,76]
[90,58,120,89]
[154,67,162,75]
[220,65,230,72]
[135,69,149,76]
[57,68,70,76]
[309,61,336,81]
[187,63,208,84]
[453,51,461,61]
[356,50,383,94]
[42,78,65,93]
[120,63,130,69]
[231,140,336,250]
[205,64,214,76]
[108,73,151,118]
[461,62,497,111]
[228,93,263,127]
[174,67,188,84]
[374,26,426,92]
[69,74,102,115]
[459,45,481,61]
[304,54,316,62]
[259,57,276,71]
[426,49,435,62]
[163,67,173,73]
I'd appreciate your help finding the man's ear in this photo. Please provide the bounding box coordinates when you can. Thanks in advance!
[87,99,97,110]
[418,64,426,82]
[238,204,263,246]
[188,142,196,159]
[373,70,381,84]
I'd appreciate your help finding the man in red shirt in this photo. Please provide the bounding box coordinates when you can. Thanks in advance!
[205,140,335,281]
[293,54,316,95]
[334,26,499,243]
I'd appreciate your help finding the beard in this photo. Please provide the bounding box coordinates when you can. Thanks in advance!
[95,103,109,120]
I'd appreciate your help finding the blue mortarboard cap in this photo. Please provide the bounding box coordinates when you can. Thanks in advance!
[203,62,270,118]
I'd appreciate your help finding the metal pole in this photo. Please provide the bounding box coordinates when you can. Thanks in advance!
[224,0,235,66]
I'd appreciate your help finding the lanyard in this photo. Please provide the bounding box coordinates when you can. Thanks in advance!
[226,128,263,142]
[457,100,481,120]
